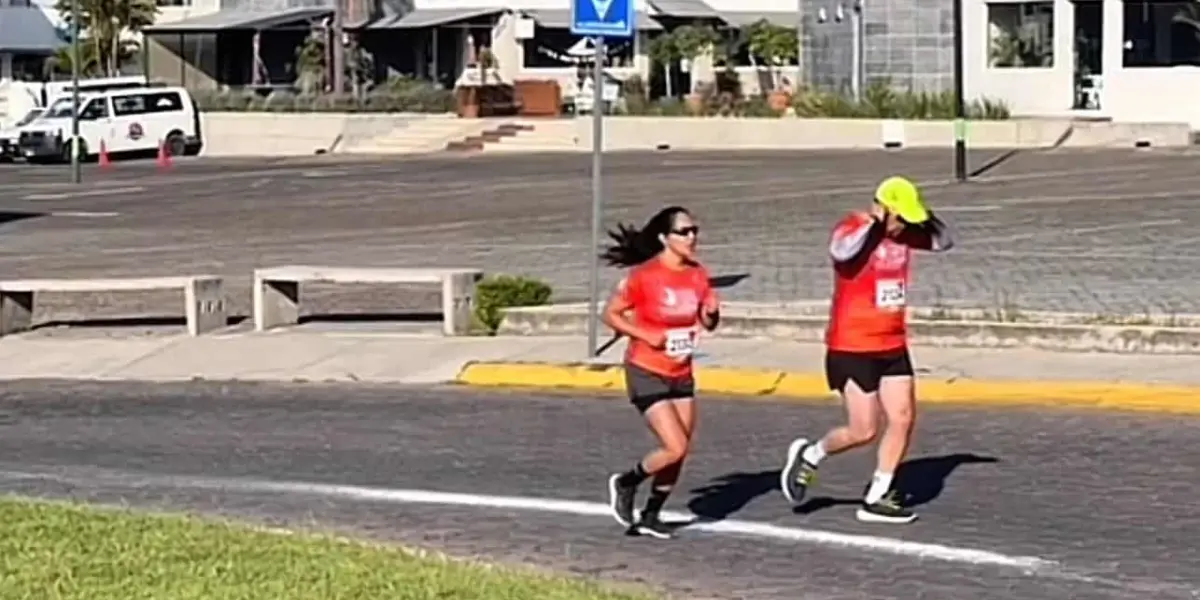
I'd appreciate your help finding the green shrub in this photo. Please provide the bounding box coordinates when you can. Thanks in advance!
[792,84,1010,120]
[474,275,553,335]
[619,79,1011,120]
[191,78,455,114]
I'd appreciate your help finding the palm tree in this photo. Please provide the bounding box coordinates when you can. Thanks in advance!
[44,43,102,78]
[53,0,159,77]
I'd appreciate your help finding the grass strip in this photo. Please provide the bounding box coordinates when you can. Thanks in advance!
[0,496,657,600]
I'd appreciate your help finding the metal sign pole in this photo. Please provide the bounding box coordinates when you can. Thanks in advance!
[70,0,81,184]
[952,0,967,182]
[586,36,605,358]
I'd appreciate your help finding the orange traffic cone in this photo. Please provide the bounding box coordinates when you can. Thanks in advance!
[98,139,111,169]
[156,139,172,170]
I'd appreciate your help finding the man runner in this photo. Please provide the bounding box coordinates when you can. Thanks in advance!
[780,176,954,524]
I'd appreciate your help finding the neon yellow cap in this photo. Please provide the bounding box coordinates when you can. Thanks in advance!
[874,176,929,224]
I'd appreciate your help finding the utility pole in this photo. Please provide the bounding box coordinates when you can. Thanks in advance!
[331,0,345,93]
[70,0,81,184]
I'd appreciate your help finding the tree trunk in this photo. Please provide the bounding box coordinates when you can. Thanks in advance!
[111,29,119,76]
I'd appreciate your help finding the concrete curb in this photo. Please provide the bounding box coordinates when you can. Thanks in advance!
[499,303,1200,354]
[455,361,1200,415]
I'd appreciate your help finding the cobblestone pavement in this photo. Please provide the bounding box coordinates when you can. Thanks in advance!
[0,381,1196,600]
[2,149,1199,324]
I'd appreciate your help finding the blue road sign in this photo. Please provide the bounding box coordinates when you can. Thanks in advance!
[570,0,635,38]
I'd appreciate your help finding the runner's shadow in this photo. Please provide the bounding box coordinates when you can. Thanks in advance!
[685,469,779,522]
[793,452,1000,515]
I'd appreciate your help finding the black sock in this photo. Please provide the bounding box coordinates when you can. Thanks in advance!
[642,486,671,518]
[616,462,649,487]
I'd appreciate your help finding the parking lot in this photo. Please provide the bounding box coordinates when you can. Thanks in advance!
[2,147,1199,325]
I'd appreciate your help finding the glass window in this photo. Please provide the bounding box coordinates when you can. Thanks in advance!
[987,2,1055,68]
[1123,0,1200,67]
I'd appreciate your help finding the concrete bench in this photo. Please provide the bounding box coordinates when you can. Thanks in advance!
[252,265,483,335]
[0,275,227,337]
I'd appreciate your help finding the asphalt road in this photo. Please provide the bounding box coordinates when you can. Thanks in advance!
[3,148,1200,327]
[0,380,1195,600]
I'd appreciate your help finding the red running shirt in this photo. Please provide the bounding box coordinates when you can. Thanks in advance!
[617,259,714,379]
[826,212,912,353]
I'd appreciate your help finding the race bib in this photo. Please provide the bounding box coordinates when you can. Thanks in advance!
[665,328,698,359]
[875,279,906,309]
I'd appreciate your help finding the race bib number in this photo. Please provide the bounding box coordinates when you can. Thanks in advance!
[875,279,906,309]
[665,328,698,358]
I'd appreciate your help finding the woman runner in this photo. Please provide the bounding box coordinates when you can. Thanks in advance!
[780,176,954,524]
[601,206,720,539]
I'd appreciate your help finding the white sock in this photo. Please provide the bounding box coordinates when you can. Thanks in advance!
[801,440,827,465]
[864,471,894,504]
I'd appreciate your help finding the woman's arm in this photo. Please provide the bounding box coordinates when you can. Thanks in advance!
[602,277,664,347]
[896,212,955,252]
[699,288,720,331]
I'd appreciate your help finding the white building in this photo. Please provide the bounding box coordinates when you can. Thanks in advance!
[968,0,1200,127]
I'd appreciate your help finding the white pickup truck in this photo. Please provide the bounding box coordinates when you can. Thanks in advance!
[0,108,44,162]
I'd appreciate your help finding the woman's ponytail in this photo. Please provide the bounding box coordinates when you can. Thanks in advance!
[599,206,690,268]
[600,222,663,267]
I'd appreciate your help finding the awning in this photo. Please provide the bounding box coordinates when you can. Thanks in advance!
[646,0,721,20]
[720,11,795,27]
[520,9,663,31]
[0,6,63,54]
[365,7,503,29]
[143,7,332,33]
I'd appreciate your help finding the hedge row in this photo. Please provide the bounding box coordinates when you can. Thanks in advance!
[619,82,1011,120]
[192,88,455,114]
[192,79,1009,121]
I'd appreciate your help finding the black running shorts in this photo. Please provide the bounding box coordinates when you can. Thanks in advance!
[824,348,914,394]
[624,363,695,413]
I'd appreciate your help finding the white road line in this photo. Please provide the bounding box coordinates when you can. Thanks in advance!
[0,468,1055,571]
[49,211,120,218]
[22,186,145,200]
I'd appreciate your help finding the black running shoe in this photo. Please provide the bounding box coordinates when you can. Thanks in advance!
[635,512,674,539]
[780,437,818,505]
[856,490,918,524]
[607,473,637,527]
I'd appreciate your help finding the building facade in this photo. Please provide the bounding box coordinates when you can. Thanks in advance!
[6,0,1200,126]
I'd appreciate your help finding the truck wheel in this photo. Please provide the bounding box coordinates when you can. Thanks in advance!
[166,133,187,157]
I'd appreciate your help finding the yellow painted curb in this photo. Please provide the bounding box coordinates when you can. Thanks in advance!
[457,362,624,391]
[455,362,1200,415]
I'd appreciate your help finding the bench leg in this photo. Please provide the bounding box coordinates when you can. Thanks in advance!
[441,273,478,336]
[0,291,33,336]
[184,277,227,336]
[255,278,299,332]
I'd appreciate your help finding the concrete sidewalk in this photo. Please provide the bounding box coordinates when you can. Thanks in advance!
[0,330,1197,414]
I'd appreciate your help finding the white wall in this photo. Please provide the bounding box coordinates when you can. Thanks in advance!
[155,0,222,26]
[1098,0,1200,127]
[964,0,1076,115]
[964,0,1200,128]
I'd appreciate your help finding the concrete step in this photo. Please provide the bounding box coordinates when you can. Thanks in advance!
[343,120,492,154]
[484,143,583,152]
[482,122,580,152]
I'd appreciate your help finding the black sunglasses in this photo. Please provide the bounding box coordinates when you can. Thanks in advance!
[669,226,700,237]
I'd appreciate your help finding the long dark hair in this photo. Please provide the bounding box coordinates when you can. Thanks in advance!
[600,206,691,268]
